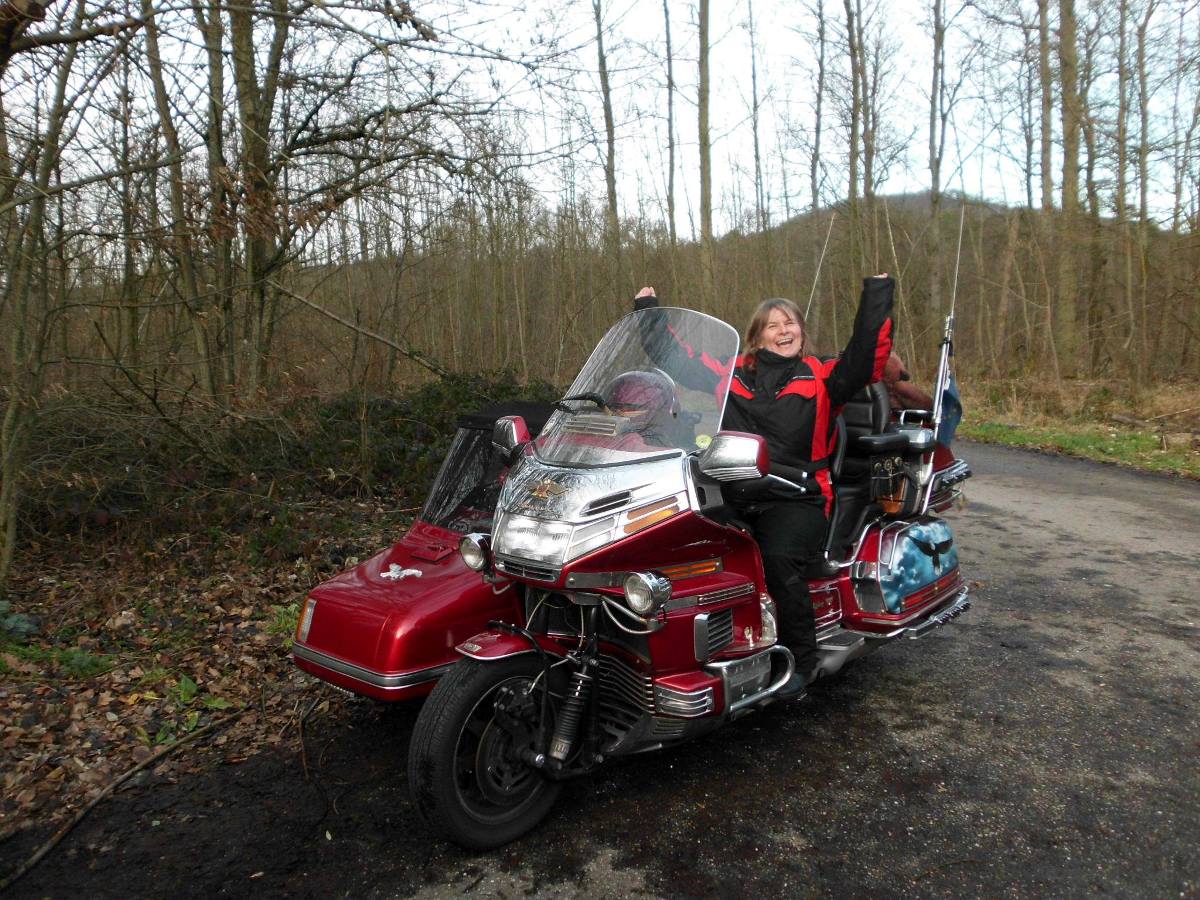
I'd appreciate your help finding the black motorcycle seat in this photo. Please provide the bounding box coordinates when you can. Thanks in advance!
[854,431,910,454]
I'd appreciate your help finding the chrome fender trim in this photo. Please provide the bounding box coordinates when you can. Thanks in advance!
[292,643,455,689]
[849,587,971,641]
[456,646,537,662]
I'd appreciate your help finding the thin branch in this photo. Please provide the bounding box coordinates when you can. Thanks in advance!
[268,279,452,379]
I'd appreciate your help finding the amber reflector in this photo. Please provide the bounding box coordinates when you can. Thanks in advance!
[659,559,722,580]
[622,498,680,534]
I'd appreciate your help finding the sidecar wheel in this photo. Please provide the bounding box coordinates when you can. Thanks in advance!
[407,655,561,849]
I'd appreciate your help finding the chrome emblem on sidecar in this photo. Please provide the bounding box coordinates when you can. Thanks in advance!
[381,564,422,580]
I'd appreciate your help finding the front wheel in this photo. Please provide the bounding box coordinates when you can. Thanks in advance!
[407,655,561,849]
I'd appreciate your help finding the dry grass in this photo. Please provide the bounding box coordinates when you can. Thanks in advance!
[959,376,1200,479]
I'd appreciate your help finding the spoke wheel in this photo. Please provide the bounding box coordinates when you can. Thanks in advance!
[409,656,561,849]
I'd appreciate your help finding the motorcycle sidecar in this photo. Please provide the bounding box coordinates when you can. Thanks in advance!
[291,401,553,702]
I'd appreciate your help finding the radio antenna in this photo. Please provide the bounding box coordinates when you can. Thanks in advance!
[948,201,966,320]
[804,212,837,321]
[931,203,967,441]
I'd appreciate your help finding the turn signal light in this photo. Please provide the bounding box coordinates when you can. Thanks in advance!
[622,498,680,535]
[296,597,317,643]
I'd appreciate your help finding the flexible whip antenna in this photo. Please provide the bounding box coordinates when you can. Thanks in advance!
[804,211,837,321]
[948,201,966,322]
[931,203,965,426]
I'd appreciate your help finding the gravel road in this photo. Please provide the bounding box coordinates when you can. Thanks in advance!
[4,442,1198,898]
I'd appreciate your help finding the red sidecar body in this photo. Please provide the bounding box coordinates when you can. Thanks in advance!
[291,402,553,701]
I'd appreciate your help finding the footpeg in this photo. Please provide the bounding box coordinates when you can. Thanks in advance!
[814,628,868,678]
[817,630,866,651]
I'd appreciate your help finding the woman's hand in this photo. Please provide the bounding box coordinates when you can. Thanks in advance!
[634,286,658,310]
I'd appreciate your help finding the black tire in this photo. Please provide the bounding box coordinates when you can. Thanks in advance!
[407,654,562,849]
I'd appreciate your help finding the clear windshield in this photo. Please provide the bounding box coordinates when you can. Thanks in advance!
[536,307,739,467]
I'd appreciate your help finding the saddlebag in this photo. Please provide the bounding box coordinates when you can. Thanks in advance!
[852,519,960,615]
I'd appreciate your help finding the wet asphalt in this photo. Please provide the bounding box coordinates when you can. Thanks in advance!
[3,441,1198,898]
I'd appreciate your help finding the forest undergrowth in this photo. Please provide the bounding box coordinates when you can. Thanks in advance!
[0,370,1196,856]
[0,371,557,850]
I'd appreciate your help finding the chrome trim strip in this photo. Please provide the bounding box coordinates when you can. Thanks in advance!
[495,554,561,583]
[654,685,716,718]
[566,570,624,589]
[694,612,712,662]
[664,580,754,612]
[293,643,455,690]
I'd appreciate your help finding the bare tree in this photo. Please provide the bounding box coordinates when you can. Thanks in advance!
[663,0,678,271]
[593,0,622,298]
[698,0,716,307]
[1039,0,1055,210]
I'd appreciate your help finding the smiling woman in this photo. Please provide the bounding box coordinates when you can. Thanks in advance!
[745,299,809,361]
[632,276,896,696]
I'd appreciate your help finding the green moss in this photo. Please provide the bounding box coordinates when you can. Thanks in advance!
[0,640,115,680]
[266,601,300,650]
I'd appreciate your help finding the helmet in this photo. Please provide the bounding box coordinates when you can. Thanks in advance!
[605,369,680,417]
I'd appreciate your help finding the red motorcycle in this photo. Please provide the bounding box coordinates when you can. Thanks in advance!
[294,307,971,849]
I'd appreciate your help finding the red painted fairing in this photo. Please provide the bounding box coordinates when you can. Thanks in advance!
[456,630,568,660]
[292,520,522,700]
[565,509,769,675]
[932,443,957,471]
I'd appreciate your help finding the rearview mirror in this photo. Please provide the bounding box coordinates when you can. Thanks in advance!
[492,415,531,458]
[696,431,768,481]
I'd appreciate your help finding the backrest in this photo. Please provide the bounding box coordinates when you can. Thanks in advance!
[840,382,890,444]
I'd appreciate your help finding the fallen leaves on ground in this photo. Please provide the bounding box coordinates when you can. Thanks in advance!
[0,494,412,842]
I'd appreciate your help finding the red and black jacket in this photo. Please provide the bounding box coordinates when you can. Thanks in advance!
[639,276,894,512]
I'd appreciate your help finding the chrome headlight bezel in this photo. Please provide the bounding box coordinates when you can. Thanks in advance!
[459,533,492,572]
[491,512,574,567]
[623,572,672,615]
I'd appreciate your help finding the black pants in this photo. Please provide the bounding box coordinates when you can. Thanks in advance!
[740,500,827,676]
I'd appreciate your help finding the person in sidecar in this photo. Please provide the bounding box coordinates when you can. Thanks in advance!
[604,368,681,449]
[633,276,894,698]
[882,351,963,447]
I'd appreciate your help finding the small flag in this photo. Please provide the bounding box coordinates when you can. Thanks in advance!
[937,374,963,446]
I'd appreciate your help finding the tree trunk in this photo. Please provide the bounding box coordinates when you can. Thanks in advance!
[1038,0,1054,212]
[698,0,716,308]
[747,0,770,284]
[843,0,863,272]
[662,0,677,281]
[142,0,216,397]
[928,0,945,314]
[0,0,82,592]
[810,0,826,216]
[1057,0,1082,375]
[593,0,622,301]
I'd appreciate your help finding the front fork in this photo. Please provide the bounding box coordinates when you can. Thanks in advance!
[548,604,599,765]
[490,602,602,777]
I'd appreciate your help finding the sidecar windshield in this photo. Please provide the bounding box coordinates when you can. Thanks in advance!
[536,308,739,467]
[422,428,506,533]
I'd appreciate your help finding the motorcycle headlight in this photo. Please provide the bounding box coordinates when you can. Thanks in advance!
[459,533,491,572]
[623,572,671,615]
[493,513,573,566]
